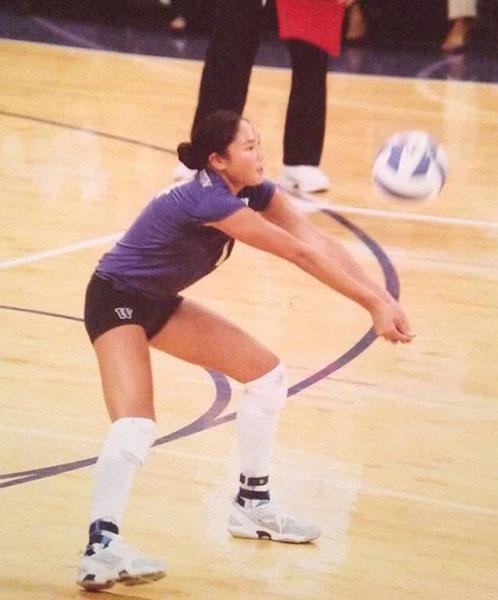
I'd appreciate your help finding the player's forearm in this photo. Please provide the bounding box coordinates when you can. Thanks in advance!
[294,244,383,312]
[317,234,396,305]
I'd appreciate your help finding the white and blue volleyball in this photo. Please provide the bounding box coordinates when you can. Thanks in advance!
[373,130,448,200]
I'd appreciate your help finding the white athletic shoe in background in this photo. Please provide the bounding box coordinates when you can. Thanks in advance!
[77,535,166,591]
[280,165,331,193]
[172,161,197,183]
[228,499,321,543]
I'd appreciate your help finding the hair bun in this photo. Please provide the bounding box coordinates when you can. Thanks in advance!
[177,142,199,170]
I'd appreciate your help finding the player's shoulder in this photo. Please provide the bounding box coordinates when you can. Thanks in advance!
[239,179,276,212]
[151,171,275,220]
[168,170,243,222]
[150,173,216,211]
[161,169,229,197]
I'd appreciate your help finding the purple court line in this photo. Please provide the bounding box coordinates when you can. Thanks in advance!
[0,207,399,489]
[0,110,175,155]
[0,368,232,489]
[32,15,107,51]
[0,114,399,488]
[416,54,462,80]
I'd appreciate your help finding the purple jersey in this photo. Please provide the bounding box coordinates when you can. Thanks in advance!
[96,170,276,299]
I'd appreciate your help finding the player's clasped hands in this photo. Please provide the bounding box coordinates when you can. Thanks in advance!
[370,300,416,344]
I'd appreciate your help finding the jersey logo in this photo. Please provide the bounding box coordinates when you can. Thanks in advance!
[114,307,133,320]
[199,169,213,188]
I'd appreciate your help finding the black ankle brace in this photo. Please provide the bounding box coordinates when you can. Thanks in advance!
[237,474,270,507]
[88,519,119,547]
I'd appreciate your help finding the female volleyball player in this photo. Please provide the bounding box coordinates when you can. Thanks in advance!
[78,110,414,591]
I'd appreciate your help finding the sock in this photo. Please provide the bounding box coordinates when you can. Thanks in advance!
[236,363,287,508]
[90,417,156,529]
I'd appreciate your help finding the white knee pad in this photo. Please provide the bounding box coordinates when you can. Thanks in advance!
[100,417,157,467]
[239,362,288,418]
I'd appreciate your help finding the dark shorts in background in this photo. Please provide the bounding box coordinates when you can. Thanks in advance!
[84,274,183,343]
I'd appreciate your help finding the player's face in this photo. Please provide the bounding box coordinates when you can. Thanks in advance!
[220,120,265,192]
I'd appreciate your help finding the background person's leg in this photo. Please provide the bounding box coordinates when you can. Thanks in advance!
[191,0,265,135]
[281,40,330,193]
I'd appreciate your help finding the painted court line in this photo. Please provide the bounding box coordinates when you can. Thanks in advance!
[2,423,496,517]
[362,485,498,517]
[0,232,122,269]
[290,195,498,231]
[1,199,496,271]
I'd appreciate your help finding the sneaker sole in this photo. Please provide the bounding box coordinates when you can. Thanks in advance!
[279,177,329,194]
[119,570,166,587]
[77,579,115,592]
[77,570,166,591]
[228,525,319,544]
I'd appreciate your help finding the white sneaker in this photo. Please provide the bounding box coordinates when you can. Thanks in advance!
[77,535,166,591]
[280,165,331,193]
[228,499,321,544]
[172,161,197,183]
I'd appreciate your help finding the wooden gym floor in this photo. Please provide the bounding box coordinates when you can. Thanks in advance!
[1,38,498,599]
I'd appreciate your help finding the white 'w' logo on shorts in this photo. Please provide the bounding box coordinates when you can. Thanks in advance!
[114,307,133,320]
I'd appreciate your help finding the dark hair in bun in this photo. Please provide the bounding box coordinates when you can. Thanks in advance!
[177,110,243,171]
[177,142,198,170]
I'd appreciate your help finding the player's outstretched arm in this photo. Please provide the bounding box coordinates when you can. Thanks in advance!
[261,188,397,305]
[209,206,414,344]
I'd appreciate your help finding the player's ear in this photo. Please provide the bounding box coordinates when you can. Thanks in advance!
[208,151,227,172]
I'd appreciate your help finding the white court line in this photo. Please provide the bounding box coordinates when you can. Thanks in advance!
[1,196,496,271]
[290,194,498,230]
[0,232,122,270]
[362,485,498,517]
[2,424,497,517]
[0,425,101,445]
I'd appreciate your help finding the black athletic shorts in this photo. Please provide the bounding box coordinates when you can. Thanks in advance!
[84,273,184,343]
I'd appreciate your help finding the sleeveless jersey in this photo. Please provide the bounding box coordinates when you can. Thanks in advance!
[96,170,276,299]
